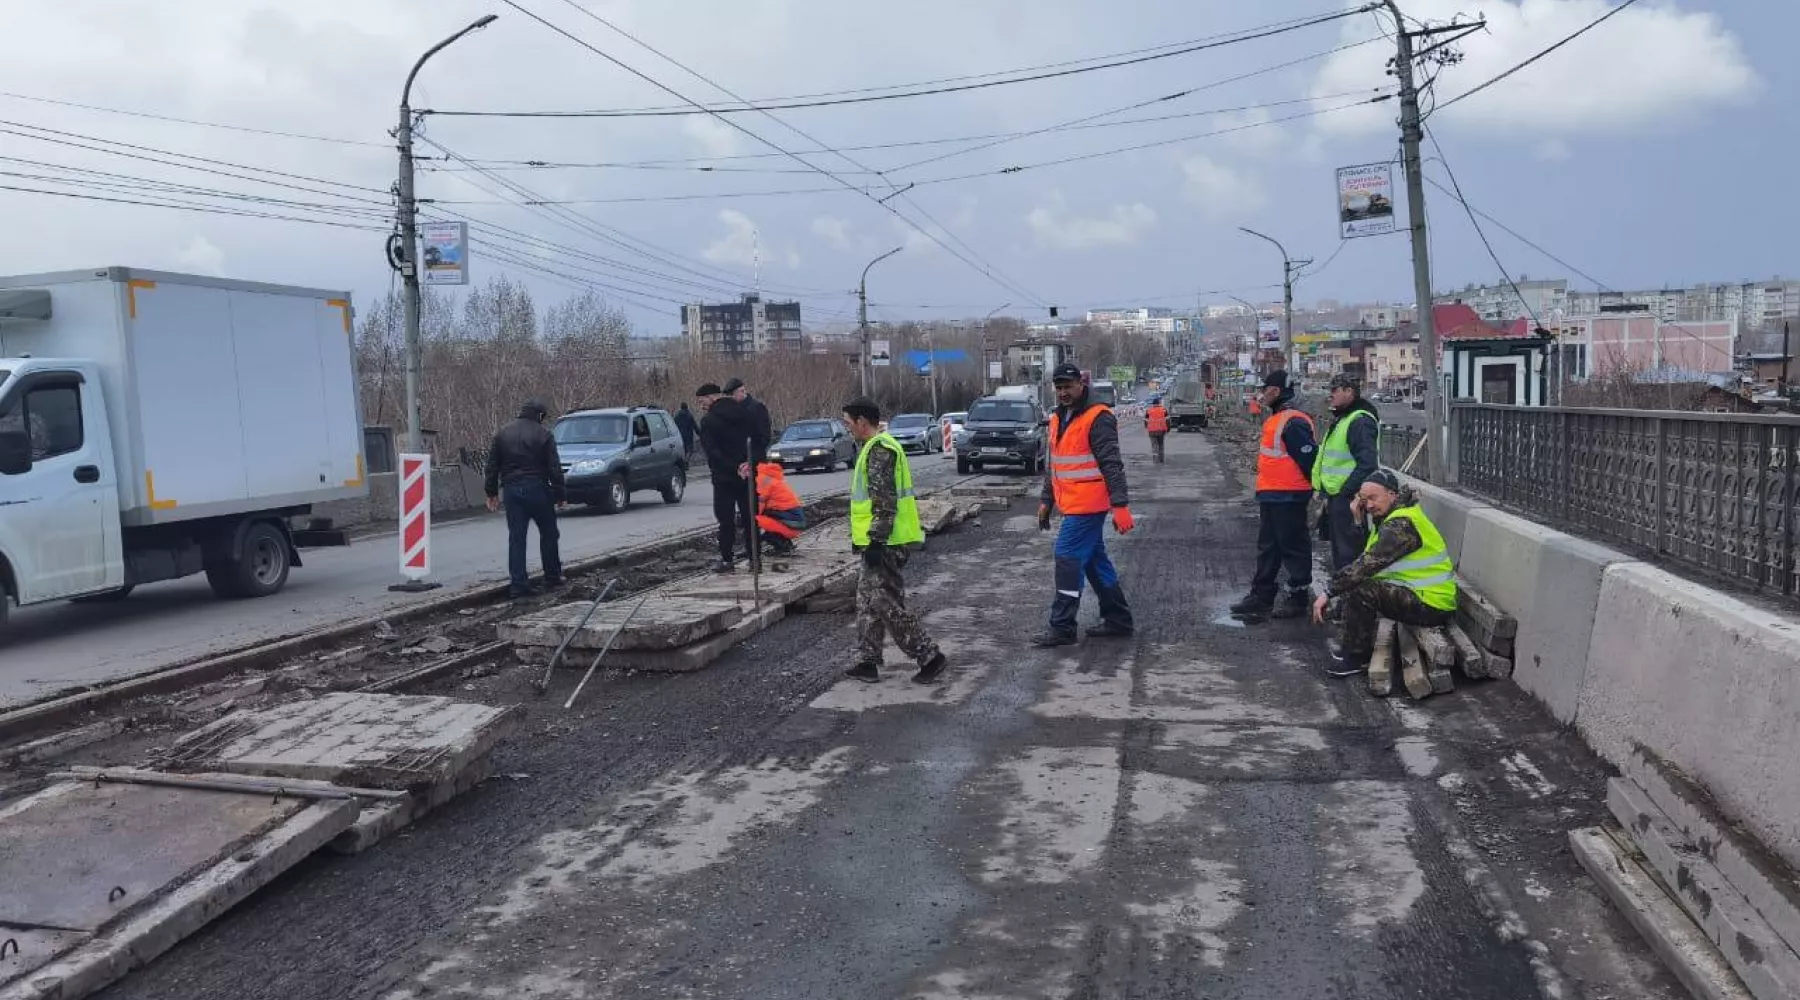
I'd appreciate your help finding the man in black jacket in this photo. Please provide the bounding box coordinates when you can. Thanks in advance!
[697,382,769,571]
[673,402,699,457]
[484,399,567,599]
[1230,371,1318,621]
[724,377,772,446]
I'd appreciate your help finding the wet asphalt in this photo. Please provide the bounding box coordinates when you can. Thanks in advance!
[98,427,1689,1000]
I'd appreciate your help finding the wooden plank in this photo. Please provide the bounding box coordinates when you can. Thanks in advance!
[1407,625,1457,695]
[1367,619,1396,698]
[1396,623,1433,700]
[1446,622,1489,680]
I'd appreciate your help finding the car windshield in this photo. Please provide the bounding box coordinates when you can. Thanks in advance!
[968,401,1035,422]
[553,414,629,445]
[890,414,931,429]
[781,421,833,441]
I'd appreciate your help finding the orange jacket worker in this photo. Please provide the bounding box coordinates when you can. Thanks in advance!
[754,461,807,555]
[1230,371,1318,621]
[1033,363,1136,646]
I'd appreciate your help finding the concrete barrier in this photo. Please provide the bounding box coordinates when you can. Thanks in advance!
[1407,480,1491,564]
[310,465,486,530]
[1579,562,1800,872]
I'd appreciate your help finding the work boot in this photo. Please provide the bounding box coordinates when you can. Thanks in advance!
[712,560,735,574]
[1086,621,1134,639]
[1271,587,1313,619]
[508,582,542,600]
[1326,641,1369,678]
[1031,629,1078,648]
[912,652,948,685]
[1229,592,1274,616]
[542,575,565,589]
[846,661,881,684]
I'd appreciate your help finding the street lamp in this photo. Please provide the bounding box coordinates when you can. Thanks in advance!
[1238,227,1309,373]
[980,302,1011,394]
[395,14,498,453]
[857,246,903,396]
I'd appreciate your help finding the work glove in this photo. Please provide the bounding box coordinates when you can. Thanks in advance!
[1112,507,1135,534]
[1037,504,1052,531]
[861,543,886,568]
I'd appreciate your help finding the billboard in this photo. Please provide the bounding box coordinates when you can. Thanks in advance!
[420,222,469,286]
[1337,162,1397,239]
[870,339,891,367]
[1106,366,1135,383]
[987,361,1003,379]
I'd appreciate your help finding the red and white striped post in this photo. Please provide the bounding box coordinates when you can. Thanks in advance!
[388,453,442,592]
[941,419,954,457]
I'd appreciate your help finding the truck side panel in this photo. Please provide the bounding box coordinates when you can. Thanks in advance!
[129,281,252,515]
[225,289,338,498]
[314,298,365,491]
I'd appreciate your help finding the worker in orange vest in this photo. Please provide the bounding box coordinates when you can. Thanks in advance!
[1033,363,1135,646]
[754,461,807,556]
[1230,370,1318,622]
[1144,397,1170,463]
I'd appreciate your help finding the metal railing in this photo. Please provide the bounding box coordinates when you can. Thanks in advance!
[1452,403,1800,599]
[1379,423,1431,480]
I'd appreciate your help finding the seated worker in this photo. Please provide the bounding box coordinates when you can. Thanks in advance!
[755,460,808,555]
[1310,468,1457,678]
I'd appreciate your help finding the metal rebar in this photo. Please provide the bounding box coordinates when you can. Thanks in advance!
[564,593,651,711]
[535,578,617,694]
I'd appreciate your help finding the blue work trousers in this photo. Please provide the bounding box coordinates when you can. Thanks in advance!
[1048,512,1133,634]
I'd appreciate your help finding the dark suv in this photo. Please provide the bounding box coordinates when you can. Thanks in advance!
[552,406,687,514]
[955,396,1046,475]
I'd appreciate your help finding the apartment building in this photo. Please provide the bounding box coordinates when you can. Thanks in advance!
[680,294,803,358]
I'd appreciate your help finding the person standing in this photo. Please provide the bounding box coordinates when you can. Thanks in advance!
[842,397,947,685]
[1230,371,1317,621]
[1312,374,1381,572]
[1033,363,1136,647]
[483,399,567,599]
[696,382,767,572]
[1311,469,1457,677]
[1144,397,1170,464]
[724,377,773,450]
[673,401,699,458]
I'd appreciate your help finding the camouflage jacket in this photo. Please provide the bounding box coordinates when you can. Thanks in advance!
[1325,488,1425,597]
[864,442,900,545]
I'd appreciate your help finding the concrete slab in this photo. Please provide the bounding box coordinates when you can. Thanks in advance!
[607,603,787,673]
[159,692,520,791]
[1579,561,1800,873]
[499,598,743,652]
[0,928,88,985]
[664,568,827,606]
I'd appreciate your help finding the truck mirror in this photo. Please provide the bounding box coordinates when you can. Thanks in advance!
[0,429,32,475]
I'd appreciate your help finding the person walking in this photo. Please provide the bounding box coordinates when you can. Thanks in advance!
[1311,469,1457,677]
[483,399,567,599]
[1033,363,1136,647]
[1144,396,1170,464]
[842,397,947,685]
[1313,374,1381,572]
[754,459,807,556]
[696,382,767,572]
[673,401,699,458]
[1230,371,1317,621]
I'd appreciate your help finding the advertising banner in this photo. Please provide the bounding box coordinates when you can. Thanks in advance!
[870,339,891,367]
[420,222,469,286]
[1336,162,1397,239]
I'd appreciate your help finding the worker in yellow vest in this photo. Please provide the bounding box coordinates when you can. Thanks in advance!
[843,397,947,685]
[1312,374,1381,572]
[1229,371,1317,621]
[1311,469,1458,677]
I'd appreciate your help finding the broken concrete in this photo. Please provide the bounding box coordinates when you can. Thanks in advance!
[607,604,788,673]
[663,568,828,606]
[499,598,743,652]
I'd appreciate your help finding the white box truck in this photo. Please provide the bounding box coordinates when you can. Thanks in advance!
[0,267,366,623]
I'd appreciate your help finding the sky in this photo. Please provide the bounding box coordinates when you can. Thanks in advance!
[0,0,1788,335]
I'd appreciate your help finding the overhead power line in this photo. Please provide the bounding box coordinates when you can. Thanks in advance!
[430,6,1377,118]
[1434,0,1645,114]
[0,91,385,147]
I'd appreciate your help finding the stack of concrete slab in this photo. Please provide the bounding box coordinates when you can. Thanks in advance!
[1452,580,1516,679]
[500,597,749,674]
[1572,746,1800,1000]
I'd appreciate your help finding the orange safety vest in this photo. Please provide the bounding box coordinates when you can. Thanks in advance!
[1048,405,1114,515]
[1145,405,1169,434]
[755,463,801,512]
[1256,408,1315,492]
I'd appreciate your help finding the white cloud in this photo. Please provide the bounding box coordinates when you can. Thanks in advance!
[174,234,227,276]
[1025,198,1157,251]
[1310,0,1756,135]
[810,215,854,250]
[682,116,743,159]
[1180,155,1266,218]
[701,209,760,267]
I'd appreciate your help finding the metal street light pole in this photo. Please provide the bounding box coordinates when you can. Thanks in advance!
[1229,295,1264,374]
[857,246,903,397]
[981,302,1010,394]
[926,328,940,416]
[396,13,498,454]
[1239,227,1309,376]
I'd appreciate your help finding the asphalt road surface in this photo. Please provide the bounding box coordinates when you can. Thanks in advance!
[0,454,965,708]
[99,428,1682,1000]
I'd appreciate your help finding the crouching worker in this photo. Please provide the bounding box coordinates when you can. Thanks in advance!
[755,461,807,555]
[1310,469,1457,678]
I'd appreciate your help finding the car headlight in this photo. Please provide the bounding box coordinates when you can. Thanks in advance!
[808,448,827,456]
[768,447,782,458]
[570,459,610,476]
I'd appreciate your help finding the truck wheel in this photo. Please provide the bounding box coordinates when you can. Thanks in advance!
[71,585,135,604]
[956,456,970,475]
[207,522,290,599]
[660,467,686,505]
[594,474,629,515]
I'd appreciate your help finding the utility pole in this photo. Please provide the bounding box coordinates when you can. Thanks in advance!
[1239,227,1309,377]
[926,327,940,416]
[980,302,1010,395]
[857,246,903,397]
[1386,0,1447,483]
[394,13,497,454]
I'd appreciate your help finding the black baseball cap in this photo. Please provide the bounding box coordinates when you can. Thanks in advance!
[695,382,722,397]
[1262,370,1291,389]
[1051,362,1084,383]
[723,377,745,393]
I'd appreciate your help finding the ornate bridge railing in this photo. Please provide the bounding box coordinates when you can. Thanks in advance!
[1452,403,1800,599]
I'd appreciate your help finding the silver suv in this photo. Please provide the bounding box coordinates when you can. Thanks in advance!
[552,406,688,514]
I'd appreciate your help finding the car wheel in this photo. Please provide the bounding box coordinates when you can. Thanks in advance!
[660,467,685,504]
[206,521,291,599]
[595,474,629,515]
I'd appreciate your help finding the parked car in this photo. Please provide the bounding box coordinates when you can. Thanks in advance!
[766,418,855,472]
[553,405,687,514]
[956,396,1046,474]
[888,412,941,453]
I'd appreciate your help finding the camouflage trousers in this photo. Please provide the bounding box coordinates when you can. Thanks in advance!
[1339,580,1453,655]
[856,547,940,667]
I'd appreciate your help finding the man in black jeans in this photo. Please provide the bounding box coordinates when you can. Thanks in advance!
[484,399,567,599]
[696,382,768,572]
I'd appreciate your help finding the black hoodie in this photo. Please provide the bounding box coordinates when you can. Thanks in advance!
[698,397,769,482]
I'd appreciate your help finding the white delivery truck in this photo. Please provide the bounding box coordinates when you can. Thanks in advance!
[0,267,366,623]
